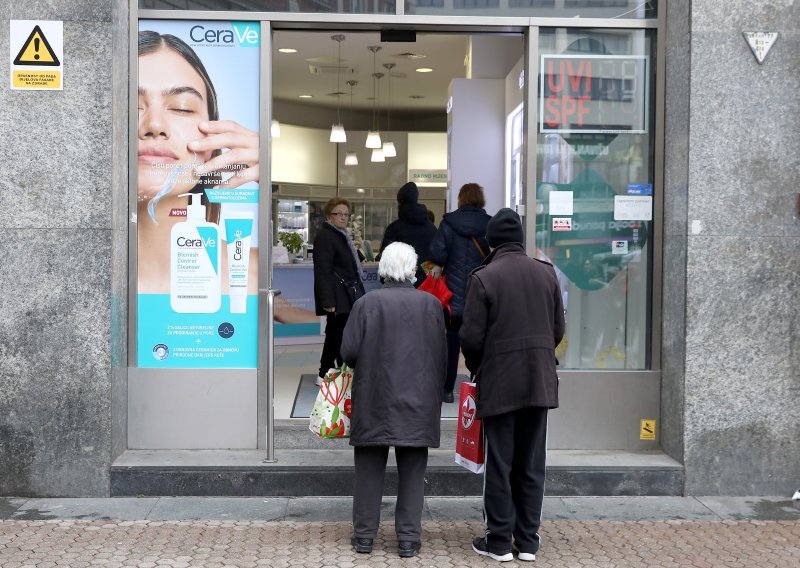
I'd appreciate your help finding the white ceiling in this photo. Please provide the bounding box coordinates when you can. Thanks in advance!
[272,31,470,114]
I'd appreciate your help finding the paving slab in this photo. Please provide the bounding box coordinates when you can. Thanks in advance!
[0,518,797,567]
[0,498,26,519]
[10,497,158,520]
[561,496,721,521]
[146,497,288,521]
[696,496,800,521]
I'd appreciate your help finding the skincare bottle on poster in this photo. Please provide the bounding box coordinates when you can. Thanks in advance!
[170,192,221,313]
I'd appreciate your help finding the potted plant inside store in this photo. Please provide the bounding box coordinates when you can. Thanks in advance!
[279,231,305,263]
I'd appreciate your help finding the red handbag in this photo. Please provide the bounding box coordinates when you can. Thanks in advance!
[418,274,453,312]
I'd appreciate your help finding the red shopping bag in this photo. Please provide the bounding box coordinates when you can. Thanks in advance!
[454,381,485,473]
[418,275,453,312]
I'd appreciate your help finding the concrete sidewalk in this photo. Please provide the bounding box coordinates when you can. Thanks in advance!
[1,497,798,567]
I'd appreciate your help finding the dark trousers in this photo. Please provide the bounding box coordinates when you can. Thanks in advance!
[319,312,349,377]
[444,314,463,393]
[353,446,428,542]
[483,407,549,554]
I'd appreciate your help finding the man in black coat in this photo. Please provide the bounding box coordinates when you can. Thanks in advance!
[378,181,436,285]
[459,208,565,563]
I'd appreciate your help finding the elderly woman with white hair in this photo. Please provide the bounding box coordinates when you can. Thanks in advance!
[341,241,446,559]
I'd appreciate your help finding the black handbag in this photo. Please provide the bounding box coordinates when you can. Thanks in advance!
[334,271,366,307]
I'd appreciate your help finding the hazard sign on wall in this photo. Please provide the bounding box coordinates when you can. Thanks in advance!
[10,21,63,90]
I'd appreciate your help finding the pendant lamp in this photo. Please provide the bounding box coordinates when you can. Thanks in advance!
[344,80,359,166]
[365,46,382,149]
[381,63,397,158]
[371,148,385,162]
[329,35,347,143]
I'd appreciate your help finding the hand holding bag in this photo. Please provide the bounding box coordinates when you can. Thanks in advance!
[418,273,453,312]
[309,364,353,439]
[455,379,485,473]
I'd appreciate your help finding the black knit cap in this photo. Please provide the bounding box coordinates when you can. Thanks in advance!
[486,208,524,247]
[397,181,419,204]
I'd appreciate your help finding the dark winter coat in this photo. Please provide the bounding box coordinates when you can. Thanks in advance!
[313,222,362,316]
[340,281,447,447]
[378,187,437,284]
[459,243,565,419]
[427,205,491,316]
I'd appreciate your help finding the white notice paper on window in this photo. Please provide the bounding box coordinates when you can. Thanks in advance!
[614,195,652,221]
[549,191,573,215]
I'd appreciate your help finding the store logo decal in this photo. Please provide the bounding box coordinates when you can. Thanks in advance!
[189,23,259,47]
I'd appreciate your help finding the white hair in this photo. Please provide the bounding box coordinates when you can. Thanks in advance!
[378,242,418,282]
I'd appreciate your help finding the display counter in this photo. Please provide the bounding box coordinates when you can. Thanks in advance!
[273,261,380,339]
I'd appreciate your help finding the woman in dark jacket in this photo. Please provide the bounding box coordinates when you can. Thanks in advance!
[341,242,446,559]
[313,197,364,384]
[378,181,436,285]
[427,182,491,402]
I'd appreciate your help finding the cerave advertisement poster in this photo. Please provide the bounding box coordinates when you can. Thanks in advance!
[136,20,260,368]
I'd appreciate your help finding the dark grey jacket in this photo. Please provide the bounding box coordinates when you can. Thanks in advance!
[459,243,565,419]
[341,281,447,447]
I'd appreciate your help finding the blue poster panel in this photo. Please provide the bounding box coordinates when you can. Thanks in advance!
[136,20,260,368]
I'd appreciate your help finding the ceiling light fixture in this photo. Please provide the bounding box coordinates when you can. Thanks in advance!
[381,62,397,158]
[329,34,347,143]
[371,72,385,161]
[345,79,359,166]
[365,46,382,149]
[278,47,297,53]
[298,94,313,99]
[416,67,433,73]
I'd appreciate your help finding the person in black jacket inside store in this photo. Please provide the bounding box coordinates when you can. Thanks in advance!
[427,182,491,403]
[460,208,565,563]
[377,181,436,285]
[312,197,364,385]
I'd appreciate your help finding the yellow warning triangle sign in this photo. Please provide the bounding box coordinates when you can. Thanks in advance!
[13,25,60,66]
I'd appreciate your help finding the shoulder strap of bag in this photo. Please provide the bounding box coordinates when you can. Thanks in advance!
[470,236,487,259]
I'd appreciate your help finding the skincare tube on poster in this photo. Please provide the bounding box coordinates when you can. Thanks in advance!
[224,212,254,314]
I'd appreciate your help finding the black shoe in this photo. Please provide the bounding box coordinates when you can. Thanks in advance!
[351,537,373,554]
[443,390,454,404]
[472,536,513,562]
[398,541,421,558]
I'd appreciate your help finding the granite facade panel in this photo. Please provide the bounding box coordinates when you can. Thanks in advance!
[683,1,800,495]
[0,229,113,496]
[0,21,112,230]
[0,1,112,21]
[688,31,800,238]
[660,0,691,464]
[691,0,800,32]
[684,236,800,494]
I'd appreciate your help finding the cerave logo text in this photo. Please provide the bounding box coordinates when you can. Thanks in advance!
[189,23,259,47]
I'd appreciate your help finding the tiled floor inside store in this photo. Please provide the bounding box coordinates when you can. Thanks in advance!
[274,343,467,420]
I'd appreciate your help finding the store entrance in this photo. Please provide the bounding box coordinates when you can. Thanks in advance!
[268,30,525,435]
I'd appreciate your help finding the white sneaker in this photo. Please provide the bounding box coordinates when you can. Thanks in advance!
[513,544,536,561]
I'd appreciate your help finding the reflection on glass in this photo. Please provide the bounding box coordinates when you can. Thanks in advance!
[406,0,656,18]
[535,28,655,370]
[140,0,396,14]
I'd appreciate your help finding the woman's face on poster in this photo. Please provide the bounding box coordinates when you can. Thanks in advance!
[137,48,212,198]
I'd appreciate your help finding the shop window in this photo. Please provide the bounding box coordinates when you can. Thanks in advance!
[406,0,655,17]
[535,28,656,370]
[139,0,396,14]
